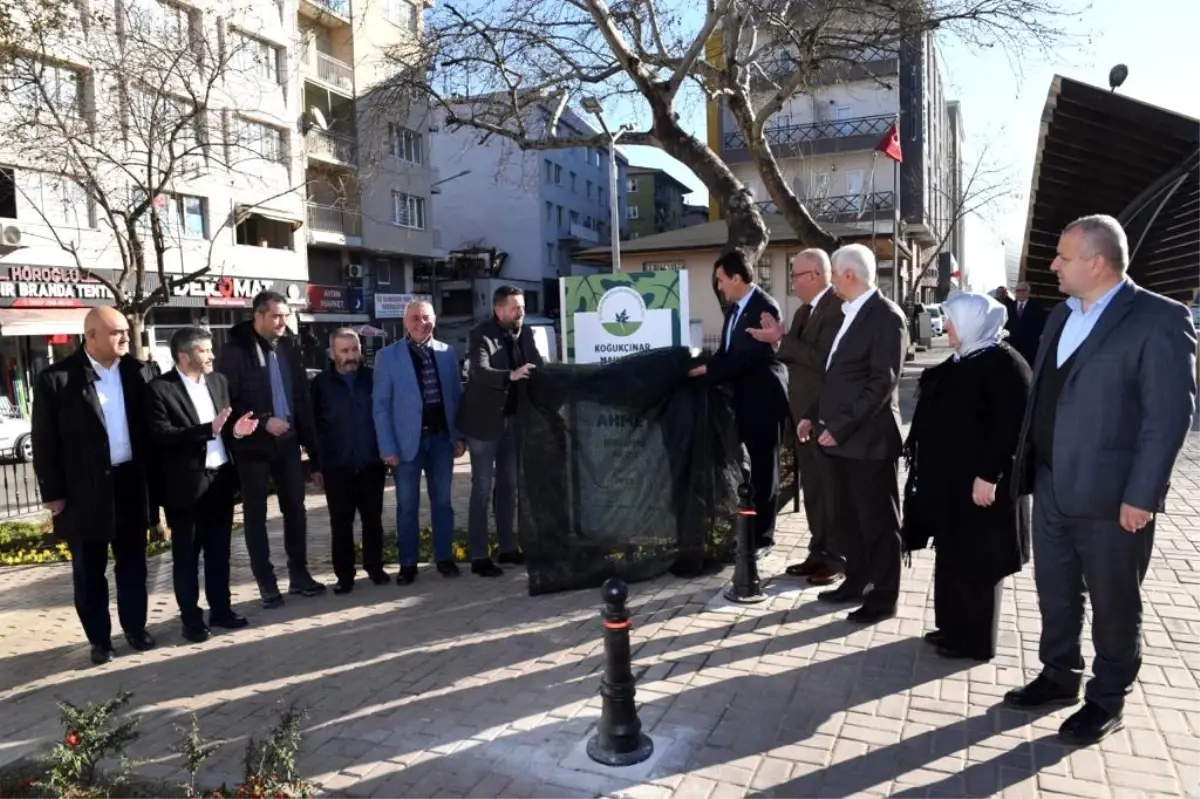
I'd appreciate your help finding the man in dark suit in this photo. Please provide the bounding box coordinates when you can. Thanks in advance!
[31,306,157,664]
[1004,281,1048,366]
[689,250,789,551]
[309,328,389,594]
[215,290,323,608]
[147,327,257,642]
[748,249,845,584]
[1004,215,1197,746]
[456,285,545,577]
[798,243,908,624]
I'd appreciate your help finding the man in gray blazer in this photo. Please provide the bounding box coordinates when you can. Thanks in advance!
[1004,215,1197,746]
[798,243,909,624]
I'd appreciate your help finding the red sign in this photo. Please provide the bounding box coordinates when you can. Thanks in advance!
[307,284,349,313]
[12,297,85,308]
[47,334,70,345]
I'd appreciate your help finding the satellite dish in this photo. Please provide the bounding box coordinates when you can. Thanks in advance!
[309,107,329,130]
[1108,64,1129,92]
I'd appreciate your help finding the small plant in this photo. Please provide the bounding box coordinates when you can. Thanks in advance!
[39,691,140,797]
[175,716,220,799]
[227,706,314,799]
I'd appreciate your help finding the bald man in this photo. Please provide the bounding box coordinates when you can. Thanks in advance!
[32,306,159,664]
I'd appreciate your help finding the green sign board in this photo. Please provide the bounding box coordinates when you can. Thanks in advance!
[558,270,691,363]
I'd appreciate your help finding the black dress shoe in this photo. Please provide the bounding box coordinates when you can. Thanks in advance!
[333,581,354,595]
[90,644,115,665]
[288,579,327,597]
[181,625,211,644]
[497,550,525,566]
[784,558,823,578]
[367,570,392,585]
[818,584,865,603]
[472,558,504,577]
[124,630,156,652]
[436,560,461,578]
[935,644,991,662]
[923,630,946,646]
[397,565,418,585]
[848,605,896,624]
[1004,675,1080,709]
[209,612,248,630]
[1058,701,1124,746]
[261,592,285,609]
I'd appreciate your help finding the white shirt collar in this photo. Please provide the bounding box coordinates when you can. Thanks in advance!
[85,351,120,376]
[808,285,833,307]
[176,366,205,385]
[734,284,757,315]
[842,286,877,315]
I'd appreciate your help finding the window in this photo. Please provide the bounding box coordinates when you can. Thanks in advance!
[391,191,425,229]
[129,87,204,153]
[233,117,288,164]
[176,194,207,238]
[0,168,15,218]
[755,256,772,293]
[546,243,554,266]
[22,171,95,229]
[583,215,592,229]
[569,210,579,225]
[1,58,83,116]
[231,31,282,84]
[556,205,563,227]
[627,205,639,219]
[543,159,552,183]
[553,164,562,185]
[586,181,593,199]
[627,178,638,193]
[144,0,192,47]
[544,201,552,222]
[235,212,294,250]
[809,172,830,198]
[570,172,577,191]
[598,188,604,206]
[387,124,422,163]
[383,0,417,31]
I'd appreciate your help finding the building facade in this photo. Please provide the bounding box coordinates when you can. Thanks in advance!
[625,166,690,239]
[428,104,629,322]
[705,31,964,300]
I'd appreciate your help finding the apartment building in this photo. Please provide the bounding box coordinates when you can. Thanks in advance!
[296,0,433,343]
[706,31,965,301]
[0,0,309,394]
[428,104,629,321]
[626,166,691,239]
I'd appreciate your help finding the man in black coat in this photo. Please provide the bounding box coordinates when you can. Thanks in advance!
[456,285,545,577]
[798,243,909,624]
[1004,281,1048,366]
[309,328,388,594]
[689,250,789,551]
[147,326,257,643]
[215,290,323,608]
[31,306,157,664]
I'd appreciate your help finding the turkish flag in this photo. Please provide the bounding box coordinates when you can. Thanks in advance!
[875,121,903,163]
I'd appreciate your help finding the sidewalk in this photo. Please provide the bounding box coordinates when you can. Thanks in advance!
[0,341,1197,798]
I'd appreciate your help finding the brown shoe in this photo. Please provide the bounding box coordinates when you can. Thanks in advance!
[807,567,842,586]
[785,558,823,577]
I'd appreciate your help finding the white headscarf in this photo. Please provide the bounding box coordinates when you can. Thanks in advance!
[942,292,1008,359]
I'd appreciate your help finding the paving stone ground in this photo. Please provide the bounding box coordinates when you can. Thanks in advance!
[1,340,1198,798]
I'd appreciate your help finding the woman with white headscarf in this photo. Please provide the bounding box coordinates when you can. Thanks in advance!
[900,292,1034,662]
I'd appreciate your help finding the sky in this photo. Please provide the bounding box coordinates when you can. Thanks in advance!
[613,0,1200,291]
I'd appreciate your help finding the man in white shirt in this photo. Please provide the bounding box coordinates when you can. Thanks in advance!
[147,327,257,643]
[32,306,159,664]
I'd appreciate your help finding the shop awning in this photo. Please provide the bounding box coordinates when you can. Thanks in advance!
[0,308,90,337]
[235,204,304,230]
[297,313,370,324]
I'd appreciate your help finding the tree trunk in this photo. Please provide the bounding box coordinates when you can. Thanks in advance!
[725,93,840,254]
[127,310,148,361]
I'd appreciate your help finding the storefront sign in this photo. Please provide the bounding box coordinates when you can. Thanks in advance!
[375,293,431,319]
[0,266,116,308]
[307,284,350,313]
[173,277,275,308]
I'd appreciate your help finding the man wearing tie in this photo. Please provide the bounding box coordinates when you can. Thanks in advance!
[148,327,257,643]
[1005,281,1047,366]
[748,249,845,583]
[31,306,158,664]
[689,250,788,552]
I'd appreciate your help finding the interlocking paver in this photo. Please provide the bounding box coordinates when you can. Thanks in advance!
[1,342,1198,798]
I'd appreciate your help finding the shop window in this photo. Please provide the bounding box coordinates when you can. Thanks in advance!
[0,168,15,218]
[235,212,294,249]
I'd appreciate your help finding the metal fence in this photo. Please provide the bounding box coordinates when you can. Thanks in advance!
[0,457,42,520]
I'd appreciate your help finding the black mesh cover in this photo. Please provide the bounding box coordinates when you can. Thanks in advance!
[516,347,742,596]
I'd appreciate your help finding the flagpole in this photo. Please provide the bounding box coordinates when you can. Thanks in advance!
[869,151,878,259]
[892,153,901,306]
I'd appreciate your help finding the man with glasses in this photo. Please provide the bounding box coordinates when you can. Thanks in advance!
[749,249,846,584]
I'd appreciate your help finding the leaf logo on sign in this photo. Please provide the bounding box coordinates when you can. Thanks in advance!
[598,286,646,337]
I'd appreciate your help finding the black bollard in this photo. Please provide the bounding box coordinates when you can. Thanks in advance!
[587,578,655,767]
[723,481,767,603]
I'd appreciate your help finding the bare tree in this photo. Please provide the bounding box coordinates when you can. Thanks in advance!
[368,0,1071,264]
[0,0,305,355]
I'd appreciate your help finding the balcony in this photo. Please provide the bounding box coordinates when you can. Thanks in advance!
[559,223,599,245]
[299,0,351,23]
[303,52,354,94]
[756,191,895,222]
[754,46,900,87]
[305,128,357,166]
[722,114,894,162]
[306,202,362,246]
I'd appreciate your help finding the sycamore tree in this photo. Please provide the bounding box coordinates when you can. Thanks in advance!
[368,0,1071,266]
[0,0,304,355]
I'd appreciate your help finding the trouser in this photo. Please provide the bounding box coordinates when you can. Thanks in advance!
[466,417,519,561]
[934,546,1003,659]
[796,440,844,570]
[739,414,781,545]
[1033,465,1153,715]
[237,436,310,594]
[828,455,902,608]
[395,431,455,567]
[69,463,148,646]
[325,463,387,583]
[165,466,236,630]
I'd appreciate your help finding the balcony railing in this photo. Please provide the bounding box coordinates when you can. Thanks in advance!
[307,203,362,237]
[724,113,894,150]
[315,52,353,93]
[305,128,357,165]
[756,191,895,219]
[305,0,350,16]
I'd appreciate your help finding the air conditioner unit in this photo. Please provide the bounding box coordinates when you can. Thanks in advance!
[1,224,21,246]
[346,263,363,278]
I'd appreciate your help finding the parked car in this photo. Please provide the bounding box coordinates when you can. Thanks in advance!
[924,304,945,336]
[0,415,33,462]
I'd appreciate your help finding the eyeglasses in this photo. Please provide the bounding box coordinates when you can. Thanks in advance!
[791,270,819,280]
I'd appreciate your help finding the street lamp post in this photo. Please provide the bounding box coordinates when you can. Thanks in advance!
[581,97,630,271]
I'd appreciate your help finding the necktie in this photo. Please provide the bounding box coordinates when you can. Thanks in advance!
[795,304,813,334]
